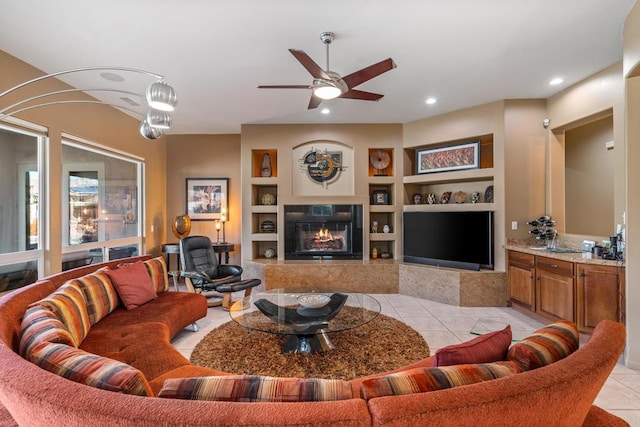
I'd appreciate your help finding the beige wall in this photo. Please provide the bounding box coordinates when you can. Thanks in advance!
[0,50,167,273]
[546,62,625,238]
[165,134,242,263]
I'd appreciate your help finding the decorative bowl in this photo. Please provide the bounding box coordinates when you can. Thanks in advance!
[297,293,331,309]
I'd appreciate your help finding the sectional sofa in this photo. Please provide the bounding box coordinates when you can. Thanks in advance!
[0,255,629,426]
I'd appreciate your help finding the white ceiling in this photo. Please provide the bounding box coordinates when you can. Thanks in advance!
[0,0,634,135]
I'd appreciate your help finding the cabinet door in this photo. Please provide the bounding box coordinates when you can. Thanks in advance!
[508,264,535,311]
[536,269,574,322]
[576,264,624,333]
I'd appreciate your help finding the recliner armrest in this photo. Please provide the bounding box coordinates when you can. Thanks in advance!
[218,265,243,276]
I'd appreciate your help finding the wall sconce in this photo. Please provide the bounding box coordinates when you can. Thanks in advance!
[0,66,177,140]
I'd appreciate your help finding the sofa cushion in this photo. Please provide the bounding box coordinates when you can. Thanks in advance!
[19,305,75,358]
[158,375,353,402]
[105,262,157,310]
[360,361,522,400]
[143,256,170,293]
[507,320,579,371]
[31,281,91,346]
[30,341,152,396]
[71,270,119,325]
[435,325,512,367]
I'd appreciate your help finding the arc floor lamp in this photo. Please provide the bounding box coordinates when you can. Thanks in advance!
[0,66,177,139]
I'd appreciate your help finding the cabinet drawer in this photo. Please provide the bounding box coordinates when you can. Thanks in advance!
[536,256,574,276]
[508,251,535,267]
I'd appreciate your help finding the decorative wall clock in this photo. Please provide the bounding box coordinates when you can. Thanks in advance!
[300,149,344,186]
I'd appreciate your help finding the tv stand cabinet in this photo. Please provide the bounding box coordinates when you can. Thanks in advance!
[399,263,507,307]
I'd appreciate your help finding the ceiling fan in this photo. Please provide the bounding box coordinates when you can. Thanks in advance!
[258,32,396,109]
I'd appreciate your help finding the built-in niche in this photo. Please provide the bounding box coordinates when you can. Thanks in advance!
[550,111,615,237]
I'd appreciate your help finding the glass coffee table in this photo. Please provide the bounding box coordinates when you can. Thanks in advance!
[229,289,381,354]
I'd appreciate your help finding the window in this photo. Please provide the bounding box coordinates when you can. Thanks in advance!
[0,123,45,292]
[62,138,144,264]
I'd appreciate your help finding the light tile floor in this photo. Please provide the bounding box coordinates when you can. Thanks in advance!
[172,293,640,426]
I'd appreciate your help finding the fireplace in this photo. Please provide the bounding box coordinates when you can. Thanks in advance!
[284,204,363,260]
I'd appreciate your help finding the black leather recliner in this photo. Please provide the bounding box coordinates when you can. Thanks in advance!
[179,235,260,309]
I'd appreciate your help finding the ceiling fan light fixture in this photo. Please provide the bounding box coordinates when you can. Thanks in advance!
[313,83,342,100]
[146,80,178,111]
[147,109,172,129]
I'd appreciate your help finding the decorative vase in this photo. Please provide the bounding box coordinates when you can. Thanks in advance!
[454,191,466,203]
[260,153,272,177]
[413,193,423,204]
[383,224,390,233]
[484,185,494,203]
[264,248,276,259]
[426,193,437,204]
[440,191,452,204]
[471,192,481,203]
[260,220,275,233]
[171,214,191,239]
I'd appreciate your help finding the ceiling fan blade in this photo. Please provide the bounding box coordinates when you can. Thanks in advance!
[289,49,331,80]
[339,89,384,101]
[257,85,311,89]
[308,95,322,109]
[342,58,396,89]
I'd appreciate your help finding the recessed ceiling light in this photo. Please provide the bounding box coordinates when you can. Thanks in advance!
[321,108,330,114]
[549,77,564,86]
[425,97,437,105]
[100,72,125,82]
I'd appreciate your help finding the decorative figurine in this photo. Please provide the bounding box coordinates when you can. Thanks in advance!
[383,224,390,233]
[471,191,481,203]
[440,191,452,204]
[454,191,466,203]
[372,220,379,233]
[413,193,423,204]
[426,193,437,205]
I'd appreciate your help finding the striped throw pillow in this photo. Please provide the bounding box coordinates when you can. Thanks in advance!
[30,342,152,396]
[71,270,120,325]
[143,256,169,293]
[360,361,522,400]
[32,281,91,346]
[507,320,579,371]
[158,375,353,402]
[19,305,75,358]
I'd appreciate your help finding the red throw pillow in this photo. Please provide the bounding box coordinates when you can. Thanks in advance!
[106,262,157,310]
[434,325,512,367]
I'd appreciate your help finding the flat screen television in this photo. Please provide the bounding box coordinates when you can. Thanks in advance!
[403,211,494,271]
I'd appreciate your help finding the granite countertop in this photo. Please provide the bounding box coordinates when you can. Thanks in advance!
[504,244,625,266]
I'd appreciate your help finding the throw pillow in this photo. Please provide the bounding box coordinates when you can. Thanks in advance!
[360,361,522,400]
[435,325,512,366]
[507,320,579,371]
[30,341,152,396]
[105,261,157,310]
[143,256,170,293]
[158,375,353,402]
[71,270,120,325]
[19,305,76,358]
[31,281,91,347]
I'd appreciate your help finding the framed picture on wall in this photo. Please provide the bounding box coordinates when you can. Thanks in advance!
[416,140,480,174]
[185,178,229,221]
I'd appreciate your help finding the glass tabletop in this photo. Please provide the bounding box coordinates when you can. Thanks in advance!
[229,289,381,337]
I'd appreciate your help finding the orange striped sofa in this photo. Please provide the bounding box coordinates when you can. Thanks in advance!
[0,256,629,426]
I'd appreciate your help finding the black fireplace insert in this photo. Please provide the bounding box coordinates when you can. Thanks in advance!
[284,204,363,260]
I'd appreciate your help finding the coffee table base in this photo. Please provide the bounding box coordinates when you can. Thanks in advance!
[283,331,335,354]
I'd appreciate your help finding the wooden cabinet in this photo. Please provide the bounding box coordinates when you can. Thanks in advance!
[535,256,574,322]
[576,264,625,333]
[507,249,624,333]
[507,251,535,311]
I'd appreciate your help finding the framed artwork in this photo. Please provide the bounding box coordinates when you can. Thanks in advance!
[371,190,389,205]
[185,178,229,221]
[416,140,480,174]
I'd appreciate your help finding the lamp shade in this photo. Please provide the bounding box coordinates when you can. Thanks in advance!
[139,119,163,139]
[146,81,177,111]
[146,109,172,129]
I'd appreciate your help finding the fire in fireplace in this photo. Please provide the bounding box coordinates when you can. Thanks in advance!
[284,204,363,260]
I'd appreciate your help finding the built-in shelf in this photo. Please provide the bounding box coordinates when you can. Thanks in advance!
[251,205,277,213]
[403,203,495,212]
[251,233,278,241]
[370,233,397,241]
[370,205,395,213]
[403,167,494,185]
